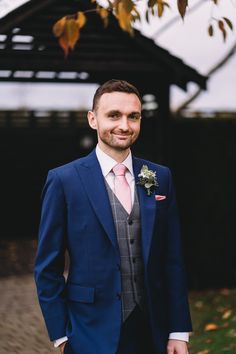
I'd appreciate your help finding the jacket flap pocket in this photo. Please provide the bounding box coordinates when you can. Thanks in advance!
[67,284,95,303]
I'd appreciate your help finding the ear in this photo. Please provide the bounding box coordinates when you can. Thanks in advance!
[87,110,97,130]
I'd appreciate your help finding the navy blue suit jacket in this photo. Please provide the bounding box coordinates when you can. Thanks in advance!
[34,149,192,354]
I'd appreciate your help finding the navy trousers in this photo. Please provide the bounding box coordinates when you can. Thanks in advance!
[64,305,155,354]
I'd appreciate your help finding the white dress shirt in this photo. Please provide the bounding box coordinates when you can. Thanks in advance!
[54,145,189,347]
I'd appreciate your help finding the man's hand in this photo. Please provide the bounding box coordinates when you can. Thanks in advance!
[59,341,67,353]
[167,339,189,354]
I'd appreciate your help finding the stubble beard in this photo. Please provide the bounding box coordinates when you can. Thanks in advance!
[99,131,139,152]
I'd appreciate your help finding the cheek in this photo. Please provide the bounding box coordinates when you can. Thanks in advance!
[131,124,140,135]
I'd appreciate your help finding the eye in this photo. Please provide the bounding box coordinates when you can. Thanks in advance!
[129,114,141,121]
[108,112,120,119]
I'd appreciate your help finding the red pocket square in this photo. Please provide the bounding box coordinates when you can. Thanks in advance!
[155,194,166,201]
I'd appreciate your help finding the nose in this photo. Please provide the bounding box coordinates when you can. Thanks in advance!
[119,116,129,131]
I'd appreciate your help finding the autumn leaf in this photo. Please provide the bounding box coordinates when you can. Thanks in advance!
[208,24,214,37]
[197,350,209,354]
[204,323,219,331]
[53,16,66,37]
[122,0,134,14]
[195,300,204,309]
[220,288,231,295]
[146,0,169,19]
[218,20,227,42]
[148,0,157,7]
[158,1,164,17]
[96,6,109,27]
[223,17,233,31]
[116,1,134,34]
[75,11,86,28]
[53,12,87,57]
[178,0,188,19]
[145,9,150,23]
[65,19,80,50]
[58,33,69,57]
[222,309,232,319]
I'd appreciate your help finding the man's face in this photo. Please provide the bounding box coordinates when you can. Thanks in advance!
[88,92,141,153]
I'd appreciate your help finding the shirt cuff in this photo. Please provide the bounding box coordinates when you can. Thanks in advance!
[168,332,189,342]
[53,336,68,348]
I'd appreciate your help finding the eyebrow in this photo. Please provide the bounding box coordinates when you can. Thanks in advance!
[106,110,141,116]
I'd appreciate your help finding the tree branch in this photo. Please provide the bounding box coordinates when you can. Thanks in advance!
[174,41,236,114]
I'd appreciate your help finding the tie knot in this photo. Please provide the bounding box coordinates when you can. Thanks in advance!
[112,163,127,176]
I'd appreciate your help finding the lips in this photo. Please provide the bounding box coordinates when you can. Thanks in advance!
[113,134,131,138]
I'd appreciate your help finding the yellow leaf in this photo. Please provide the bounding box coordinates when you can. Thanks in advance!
[204,323,219,331]
[178,0,188,19]
[222,309,232,319]
[53,16,66,37]
[122,0,134,14]
[99,8,109,19]
[76,12,86,28]
[59,33,69,58]
[197,350,209,354]
[158,1,164,17]
[117,2,133,34]
[65,19,80,50]
[97,7,109,27]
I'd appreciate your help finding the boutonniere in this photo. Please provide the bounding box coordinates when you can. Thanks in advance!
[137,165,158,196]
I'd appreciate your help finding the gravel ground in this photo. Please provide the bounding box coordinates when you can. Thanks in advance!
[0,274,55,354]
[0,240,56,353]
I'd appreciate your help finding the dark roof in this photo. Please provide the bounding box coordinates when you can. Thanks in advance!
[0,0,207,90]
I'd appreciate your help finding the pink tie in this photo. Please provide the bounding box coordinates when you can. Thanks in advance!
[112,163,132,214]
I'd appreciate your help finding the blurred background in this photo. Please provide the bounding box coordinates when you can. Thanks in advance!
[0,0,235,353]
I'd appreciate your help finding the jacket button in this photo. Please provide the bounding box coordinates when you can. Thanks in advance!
[116,292,121,300]
[128,219,133,225]
[117,264,121,271]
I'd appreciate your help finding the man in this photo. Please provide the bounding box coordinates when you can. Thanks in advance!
[35,79,192,354]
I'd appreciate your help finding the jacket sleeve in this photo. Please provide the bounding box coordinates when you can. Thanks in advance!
[34,169,68,341]
[165,167,193,332]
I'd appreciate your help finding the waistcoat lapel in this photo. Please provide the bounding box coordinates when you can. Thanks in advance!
[74,150,119,256]
[132,156,157,269]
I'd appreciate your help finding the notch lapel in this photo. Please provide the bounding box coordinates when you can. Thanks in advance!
[74,150,119,257]
[133,157,157,268]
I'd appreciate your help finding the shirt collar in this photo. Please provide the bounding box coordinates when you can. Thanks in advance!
[95,144,134,177]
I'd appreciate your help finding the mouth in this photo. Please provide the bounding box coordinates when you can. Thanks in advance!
[113,134,131,139]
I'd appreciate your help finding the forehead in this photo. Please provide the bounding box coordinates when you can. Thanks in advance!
[97,92,141,112]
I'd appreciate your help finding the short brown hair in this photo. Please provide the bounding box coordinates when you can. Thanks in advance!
[92,79,142,112]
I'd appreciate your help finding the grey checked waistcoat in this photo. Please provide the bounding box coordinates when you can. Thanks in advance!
[105,181,147,322]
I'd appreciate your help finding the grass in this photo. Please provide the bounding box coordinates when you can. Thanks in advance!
[188,288,236,354]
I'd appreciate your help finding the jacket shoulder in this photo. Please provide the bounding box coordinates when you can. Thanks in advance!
[134,157,170,175]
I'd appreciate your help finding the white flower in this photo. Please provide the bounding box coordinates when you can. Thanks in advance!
[137,165,158,196]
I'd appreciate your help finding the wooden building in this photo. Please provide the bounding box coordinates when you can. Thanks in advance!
[0,0,207,239]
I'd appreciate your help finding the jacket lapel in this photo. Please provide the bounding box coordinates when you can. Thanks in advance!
[74,150,119,257]
[133,157,157,269]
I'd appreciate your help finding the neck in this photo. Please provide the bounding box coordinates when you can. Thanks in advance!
[97,142,130,163]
